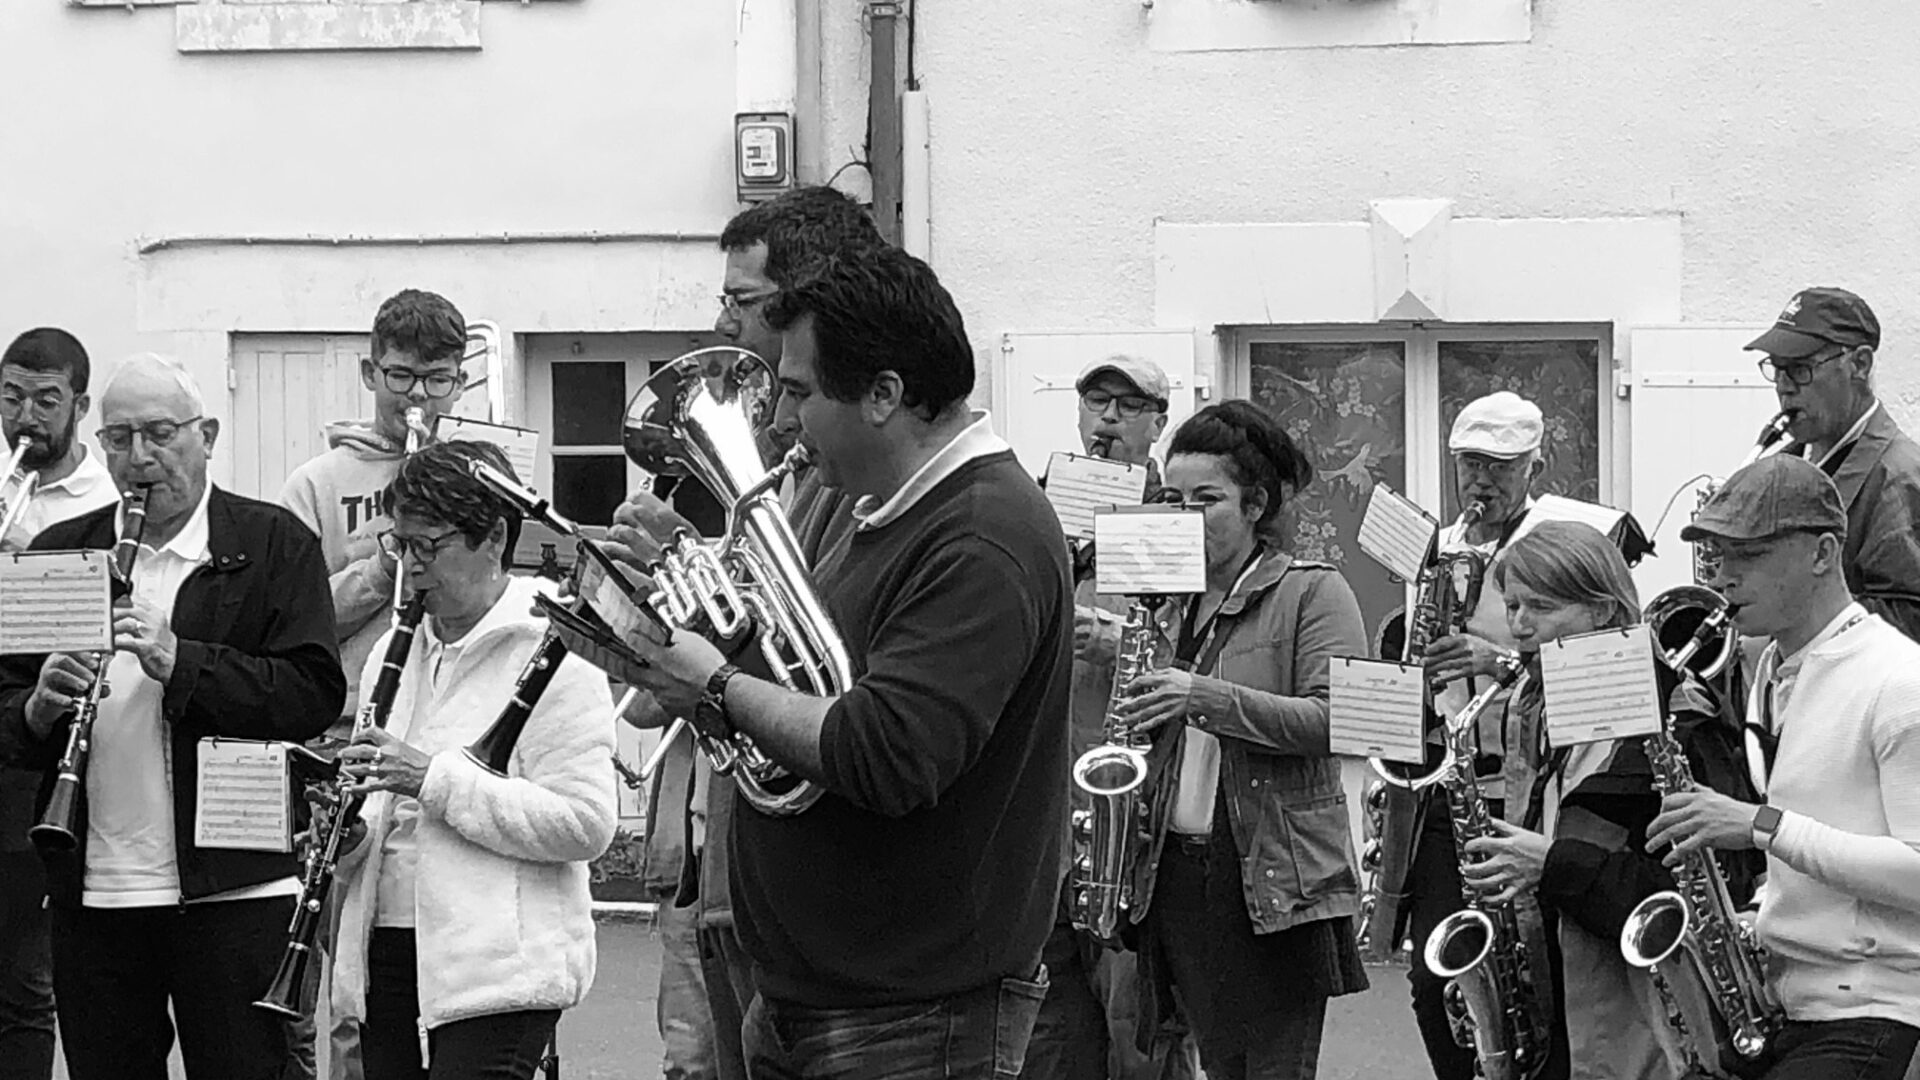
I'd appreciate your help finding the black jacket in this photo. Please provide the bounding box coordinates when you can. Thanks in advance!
[0,487,345,907]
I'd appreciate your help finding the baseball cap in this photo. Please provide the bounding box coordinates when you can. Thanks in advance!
[1448,391,1543,460]
[1076,355,1170,410]
[1679,454,1847,543]
[1744,287,1881,359]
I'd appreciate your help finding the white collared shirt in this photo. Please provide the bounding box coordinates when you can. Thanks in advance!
[4,446,117,549]
[851,411,1010,532]
[1746,601,1869,796]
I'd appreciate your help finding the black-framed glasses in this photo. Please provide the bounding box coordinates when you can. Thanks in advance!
[716,291,778,318]
[378,527,466,564]
[379,367,462,400]
[1079,390,1155,420]
[1757,347,1851,388]
[98,416,204,453]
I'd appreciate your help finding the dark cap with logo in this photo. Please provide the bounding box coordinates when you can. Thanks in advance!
[1680,454,1848,544]
[1744,287,1881,359]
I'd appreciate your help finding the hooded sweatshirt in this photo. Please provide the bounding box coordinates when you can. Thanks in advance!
[278,419,405,732]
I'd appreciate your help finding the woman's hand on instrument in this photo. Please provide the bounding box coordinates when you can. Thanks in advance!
[1646,789,1759,866]
[1073,605,1121,663]
[112,597,178,684]
[1461,819,1549,903]
[1115,669,1194,734]
[1422,633,1505,687]
[24,652,100,737]
[339,727,433,799]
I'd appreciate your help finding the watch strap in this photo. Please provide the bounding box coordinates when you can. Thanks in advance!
[694,663,742,742]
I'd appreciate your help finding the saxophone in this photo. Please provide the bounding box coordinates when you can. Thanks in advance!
[1069,598,1169,941]
[1422,654,1553,1080]
[1619,601,1781,1075]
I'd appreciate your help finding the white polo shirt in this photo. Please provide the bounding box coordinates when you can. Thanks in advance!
[3,445,116,550]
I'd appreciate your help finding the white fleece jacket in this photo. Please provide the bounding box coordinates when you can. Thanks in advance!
[1754,610,1920,1027]
[331,575,620,1030]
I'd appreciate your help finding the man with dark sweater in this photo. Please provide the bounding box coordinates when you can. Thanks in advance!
[608,245,1071,1078]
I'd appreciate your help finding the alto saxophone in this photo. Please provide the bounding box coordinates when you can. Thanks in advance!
[1619,603,1781,1075]
[1069,598,1168,941]
[1423,654,1553,1080]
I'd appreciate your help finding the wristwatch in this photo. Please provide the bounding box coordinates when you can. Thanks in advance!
[1751,804,1783,851]
[692,663,741,742]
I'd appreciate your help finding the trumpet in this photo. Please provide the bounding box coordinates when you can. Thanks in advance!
[31,484,153,853]
[0,435,41,548]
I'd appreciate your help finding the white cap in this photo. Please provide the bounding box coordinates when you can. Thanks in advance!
[1448,391,1543,460]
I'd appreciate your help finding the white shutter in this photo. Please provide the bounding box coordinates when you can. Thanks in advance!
[1626,325,1778,601]
[228,334,374,500]
[992,329,1201,477]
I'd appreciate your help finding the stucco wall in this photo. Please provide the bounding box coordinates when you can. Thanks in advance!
[814,0,1920,419]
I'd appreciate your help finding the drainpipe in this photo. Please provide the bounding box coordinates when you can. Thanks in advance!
[867,1,903,245]
[901,89,930,260]
[736,0,800,203]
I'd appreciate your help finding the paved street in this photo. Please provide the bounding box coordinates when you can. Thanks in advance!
[57,914,1431,1079]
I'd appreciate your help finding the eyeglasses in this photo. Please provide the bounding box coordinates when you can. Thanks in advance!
[98,416,204,453]
[1454,454,1525,479]
[0,393,66,418]
[1757,347,1850,388]
[378,527,466,564]
[379,367,462,400]
[716,291,778,318]
[1079,390,1156,420]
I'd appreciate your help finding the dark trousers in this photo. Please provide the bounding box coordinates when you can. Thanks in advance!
[1021,917,1199,1080]
[0,851,53,1080]
[361,929,559,1080]
[1744,1018,1920,1080]
[741,971,1050,1080]
[697,920,756,1080]
[1405,798,1479,1080]
[50,894,294,1080]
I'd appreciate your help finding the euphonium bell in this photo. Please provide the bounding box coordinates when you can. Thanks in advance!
[623,347,853,818]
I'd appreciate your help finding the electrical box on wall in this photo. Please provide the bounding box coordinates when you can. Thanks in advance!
[735,112,795,203]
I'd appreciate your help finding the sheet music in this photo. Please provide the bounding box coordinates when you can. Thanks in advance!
[1512,494,1627,542]
[1094,508,1205,595]
[576,547,670,648]
[0,550,113,655]
[441,415,542,487]
[1328,657,1429,762]
[1357,484,1438,581]
[194,739,292,852]
[1045,452,1149,541]
[1538,625,1663,746]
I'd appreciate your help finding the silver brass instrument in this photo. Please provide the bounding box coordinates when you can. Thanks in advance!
[1423,653,1552,1080]
[0,435,40,548]
[1692,412,1791,585]
[622,346,853,818]
[1068,597,1171,941]
[1619,594,1780,1074]
[390,406,428,614]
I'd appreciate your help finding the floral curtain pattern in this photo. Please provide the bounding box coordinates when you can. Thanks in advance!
[1249,342,1408,646]
[1436,340,1602,522]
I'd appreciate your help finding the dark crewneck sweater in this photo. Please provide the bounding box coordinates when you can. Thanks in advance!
[728,449,1072,1007]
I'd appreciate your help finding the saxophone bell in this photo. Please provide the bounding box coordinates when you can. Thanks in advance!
[1645,585,1735,682]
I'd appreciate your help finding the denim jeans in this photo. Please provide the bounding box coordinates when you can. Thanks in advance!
[696,920,755,1080]
[658,899,718,1080]
[742,969,1050,1080]
[1746,1018,1919,1080]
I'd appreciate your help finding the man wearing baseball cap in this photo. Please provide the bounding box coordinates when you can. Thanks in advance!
[1026,354,1200,1080]
[1650,454,1920,1079]
[1748,286,1920,642]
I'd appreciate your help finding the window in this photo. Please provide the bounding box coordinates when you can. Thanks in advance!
[1235,326,1612,647]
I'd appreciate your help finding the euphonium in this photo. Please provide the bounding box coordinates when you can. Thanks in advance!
[0,435,41,548]
[31,484,152,854]
[1619,597,1781,1074]
[1423,654,1553,1080]
[255,593,429,1018]
[622,346,854,818]
[1068,598,1170,941]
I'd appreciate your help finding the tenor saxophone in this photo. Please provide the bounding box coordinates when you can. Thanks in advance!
[1422,654,1553,1080]
[1619,602,1781,1075]
[1068,598,1167,941]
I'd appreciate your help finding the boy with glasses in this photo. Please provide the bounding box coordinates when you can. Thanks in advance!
[1746,287,1920,642]
[276,288,469,1080]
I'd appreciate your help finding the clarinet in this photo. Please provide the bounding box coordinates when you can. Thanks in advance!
[463,632,570,776]
[30,484,153,853]
[254,593,429,1019]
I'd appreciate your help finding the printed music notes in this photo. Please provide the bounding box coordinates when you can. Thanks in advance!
[0,550,113,655]
[1094,507,1205,595]
[1357,484,1438,582]
[194,739,293,852]
[441,415,542,486]
[1328,658,1428,762]
[1538,625,1664,746]
[1045,452,1150,541]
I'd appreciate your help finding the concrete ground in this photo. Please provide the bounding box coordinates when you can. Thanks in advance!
[56,918,1432,1079]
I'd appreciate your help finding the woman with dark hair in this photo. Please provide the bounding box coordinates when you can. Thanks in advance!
[1461,519,1760,1079]
[326,440,619,1080]
[1113,399,1370,1080]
